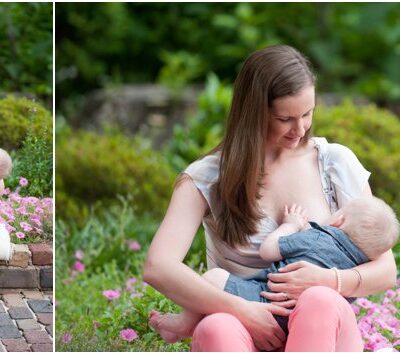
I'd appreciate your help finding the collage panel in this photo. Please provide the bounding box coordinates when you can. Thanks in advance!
[0,2,53,352]
[54,2,400,353]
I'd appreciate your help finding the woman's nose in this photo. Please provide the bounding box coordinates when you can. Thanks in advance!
[293,121,305,136]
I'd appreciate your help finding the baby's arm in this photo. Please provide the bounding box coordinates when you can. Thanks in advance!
[259,204,308,262]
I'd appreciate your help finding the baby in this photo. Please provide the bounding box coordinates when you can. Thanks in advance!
[149,196,400,342]
[0,148,13,260]
[0,148,12,195]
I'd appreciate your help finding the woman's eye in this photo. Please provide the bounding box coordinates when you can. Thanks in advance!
[278,118,290,122]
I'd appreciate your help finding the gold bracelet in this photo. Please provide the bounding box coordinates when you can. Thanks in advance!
[332,267,342,294]
[352,268,362,293]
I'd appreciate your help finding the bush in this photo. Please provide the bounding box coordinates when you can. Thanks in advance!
[6,129,53,197]
[56,127,175,223]
[313,99,400,217]
[0,96,52,151]
[0,3,52,103]
[167,73,231,172]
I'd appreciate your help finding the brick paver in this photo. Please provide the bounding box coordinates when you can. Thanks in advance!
[0,326,21,339]
[2,295,25,308]
[22,291,43,300]
[2,338,30,352]
[8,307,33,320]
[36,313,52,326]
[28,244,52,266]
[27,300,52,314]
[31,343,52,352]
[16,319,41,331]
[0,290,52,352]
[0,314,13,327]
[24,330,52,344]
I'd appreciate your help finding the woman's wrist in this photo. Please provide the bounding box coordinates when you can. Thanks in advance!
[339,269,361,297]
[322,267,337,290]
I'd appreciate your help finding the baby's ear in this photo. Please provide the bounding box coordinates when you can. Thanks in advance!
[330,214,345,227]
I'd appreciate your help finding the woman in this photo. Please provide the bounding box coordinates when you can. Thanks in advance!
[144,45,397,351]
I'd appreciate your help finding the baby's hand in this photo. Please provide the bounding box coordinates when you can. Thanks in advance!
[283,204,308,230]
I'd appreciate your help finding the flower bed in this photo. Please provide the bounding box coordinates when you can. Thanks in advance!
[353,282,400,351]
[1,178,53,244]
[0,178,53,290]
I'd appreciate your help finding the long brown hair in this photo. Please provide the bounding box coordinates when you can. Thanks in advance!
[217,45,316,247]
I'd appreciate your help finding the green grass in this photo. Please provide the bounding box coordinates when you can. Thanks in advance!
[55,200,400,351]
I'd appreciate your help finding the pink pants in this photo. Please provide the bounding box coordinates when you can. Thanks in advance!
[191,286,364,352]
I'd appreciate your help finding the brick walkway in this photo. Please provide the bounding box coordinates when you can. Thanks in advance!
[0,290,53,352]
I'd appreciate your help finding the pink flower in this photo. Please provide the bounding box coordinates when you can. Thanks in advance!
[75,250,84,260]
[19,177,28,187]
[20,222,32,232]
[120,328,138,342]
[73,261,85,273]
[356,298,373,309]
[62,332,73,343]
[5,225,15,233]
[102,289,121,300]
[128,240,141,251]
[15,232,25,239]
[384,289,396,299]
[350,304,360,315]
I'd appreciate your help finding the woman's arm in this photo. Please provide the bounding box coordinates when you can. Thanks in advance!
[144,177,289,350]
[263,183,397,299]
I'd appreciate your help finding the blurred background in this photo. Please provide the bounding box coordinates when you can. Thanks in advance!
[55,3,400,351]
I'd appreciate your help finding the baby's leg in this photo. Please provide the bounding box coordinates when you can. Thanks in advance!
[149,268,230,343]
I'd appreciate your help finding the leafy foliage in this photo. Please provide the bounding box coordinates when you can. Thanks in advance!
[6,130,53,197]
[313,100,400,218]
[56,126,175,223]
[167,73,230,172]
[0,96,52,151]
[55,200,204,351]
[56,2,400,115]
[0,3,52,103]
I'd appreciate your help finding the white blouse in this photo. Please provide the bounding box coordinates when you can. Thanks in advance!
[183,137,371,277]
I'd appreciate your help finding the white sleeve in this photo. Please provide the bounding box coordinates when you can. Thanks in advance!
[0,223,12,260]
[183,153,221,218]
[326,143,371,208]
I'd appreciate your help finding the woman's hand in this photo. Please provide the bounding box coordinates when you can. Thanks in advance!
[260,261,336,300]
[238,300,291,351]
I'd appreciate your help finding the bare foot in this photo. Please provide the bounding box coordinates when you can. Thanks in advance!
[149,310,194,343]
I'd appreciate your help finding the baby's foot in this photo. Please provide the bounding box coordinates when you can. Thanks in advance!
[149,310,193,343]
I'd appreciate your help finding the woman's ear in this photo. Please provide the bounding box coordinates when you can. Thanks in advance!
[330,214,345,228]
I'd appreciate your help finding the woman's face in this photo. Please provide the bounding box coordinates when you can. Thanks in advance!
[267,86,315,150]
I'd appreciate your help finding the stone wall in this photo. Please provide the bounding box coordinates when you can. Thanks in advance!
[0,244,52,289]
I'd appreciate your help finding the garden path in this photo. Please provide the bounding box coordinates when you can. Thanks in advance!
[0,290,52,352]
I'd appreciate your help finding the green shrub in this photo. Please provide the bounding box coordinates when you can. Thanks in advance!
[313,99,400,216]
[6,128,53,197]
[167,73,231,172]
[56,128,175,223]
[0,3,52,102]
[0,96,52,150]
